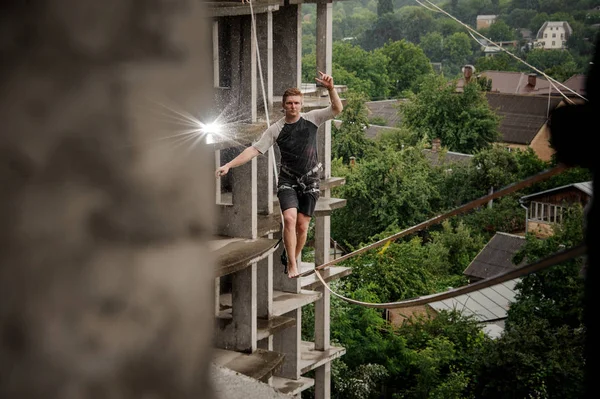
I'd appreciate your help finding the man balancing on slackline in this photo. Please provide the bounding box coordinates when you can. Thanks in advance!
[215,71,343,278]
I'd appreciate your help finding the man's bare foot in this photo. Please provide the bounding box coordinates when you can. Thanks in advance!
[287,263,299,279]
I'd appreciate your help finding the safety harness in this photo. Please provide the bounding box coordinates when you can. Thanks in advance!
[278,162,322,194]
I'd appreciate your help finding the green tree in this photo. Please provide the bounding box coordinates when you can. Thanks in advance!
[360,12,403,51]
[443,32,475,76]
[377,0,393,17]
[487,20,516,41]
[420,31,445,62]
[332,91,376,163]
[332,42,391,99]
[526,48,578,80]
[396,5,435,44]
[473,206,586,398]
[475,52,521,72]
[505,8,537,28]
[377,39,433,96]
[400,74,500,154]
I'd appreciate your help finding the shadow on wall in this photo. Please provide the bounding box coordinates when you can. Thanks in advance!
[0,1,218,398]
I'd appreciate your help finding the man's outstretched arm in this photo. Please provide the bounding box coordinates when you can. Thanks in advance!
[215,146,260,177]
[316,71,343,116]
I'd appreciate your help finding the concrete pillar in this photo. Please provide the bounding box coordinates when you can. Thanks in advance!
[315,2,334,397]
[232,264,258,353]
[0,1,217,398]
[273,309,302,379]
[257,235,274,319]
[257,148,274,215]
[315,363,332,399]
[273,4,302,95]
[218,156,258,239]
[255,9,274,116]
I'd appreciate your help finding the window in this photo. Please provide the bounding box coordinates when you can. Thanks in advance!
[552,33,556,38]
[552,41,556,46]
[561,33,564,39]
[544,33,547,38]
[529,202,564,223]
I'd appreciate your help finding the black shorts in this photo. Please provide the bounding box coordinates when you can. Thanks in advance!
[277,183,320,217]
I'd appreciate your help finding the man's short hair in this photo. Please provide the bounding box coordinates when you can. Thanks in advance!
[282,87,303,105]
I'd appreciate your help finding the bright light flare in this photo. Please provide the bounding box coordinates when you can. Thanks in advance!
[149,100,249,153]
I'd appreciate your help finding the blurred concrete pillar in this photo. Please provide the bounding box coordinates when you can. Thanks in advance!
[0,1,217,398]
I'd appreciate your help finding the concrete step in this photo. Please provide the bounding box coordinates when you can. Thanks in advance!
[314,197,346,217]
[299,341,346,375]
[210,236,279,277]
[320,176,345,191]
[272,289,322,316]
[216,308,296,341]
[299,263,352,291]
[219,291,323,317]
[271,376,315,396]
[212,348,285,383]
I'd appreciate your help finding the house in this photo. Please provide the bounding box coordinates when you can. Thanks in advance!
[386,232,526,339]
[486,92,563,161]
[422,138,474,167]
[463,232,526,283]
[207,1,350,397]
[363,99,403,139]
[534,21,573,50]
[519,181,593,238]
[477,15,497,30]
[457,70,553,95]
[554,74,587,98]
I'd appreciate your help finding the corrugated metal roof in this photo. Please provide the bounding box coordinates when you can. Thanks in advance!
[429,278,520,324]
[463,232,527,280]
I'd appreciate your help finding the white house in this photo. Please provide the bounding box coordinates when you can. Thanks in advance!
[534,21,572,49]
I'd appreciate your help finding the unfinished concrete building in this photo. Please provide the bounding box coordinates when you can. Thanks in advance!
[206,1,351,397]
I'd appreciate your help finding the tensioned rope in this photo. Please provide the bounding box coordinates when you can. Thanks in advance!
[244,0,587,307]
[298,164,569,278]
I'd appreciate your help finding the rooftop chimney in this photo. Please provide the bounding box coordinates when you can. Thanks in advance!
[527,73,537,87]
[462,65,475,83]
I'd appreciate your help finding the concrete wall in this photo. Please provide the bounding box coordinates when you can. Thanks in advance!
[1,2,218,398]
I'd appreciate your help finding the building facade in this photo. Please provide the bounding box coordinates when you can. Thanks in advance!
[207,1,350,398]
[534,21,573,50]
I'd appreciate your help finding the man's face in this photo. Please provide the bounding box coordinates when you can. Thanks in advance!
[283,95,303,118]
[464,67,473,78]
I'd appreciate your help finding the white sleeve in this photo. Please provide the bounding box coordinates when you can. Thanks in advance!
[252,118,285,154]
[303,106,335,127]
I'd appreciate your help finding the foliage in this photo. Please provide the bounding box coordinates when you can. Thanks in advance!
[472,204,586,398]
[399,74,500,154]
[333,42,391,99]
[332,90,378,162]
[331,143,439,247]
[332,361,389,399]
[390,311,488,399]
[376,40,433,96]
[368,116,388,126]
[377,0,393,17]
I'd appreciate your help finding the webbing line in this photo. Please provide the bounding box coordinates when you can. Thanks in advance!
[314,244,586,309]
[300,164,569,278]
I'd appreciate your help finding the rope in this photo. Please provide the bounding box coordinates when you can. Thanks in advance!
[314,244,586,309]
[298,164,568,278]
